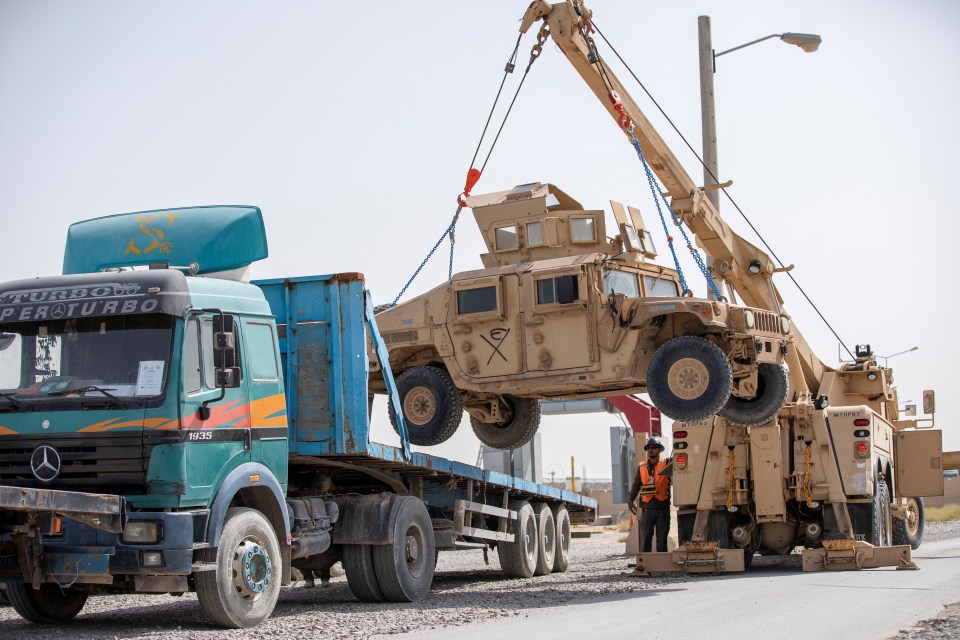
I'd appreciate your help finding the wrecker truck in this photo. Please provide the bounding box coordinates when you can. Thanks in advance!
[0,207,594,627]
[515,0,945,572]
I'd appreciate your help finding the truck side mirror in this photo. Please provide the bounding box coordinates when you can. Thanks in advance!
[215,366,241,389]
[922,389,935,415]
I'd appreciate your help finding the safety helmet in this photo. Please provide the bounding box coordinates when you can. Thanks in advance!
[643,436,664,451]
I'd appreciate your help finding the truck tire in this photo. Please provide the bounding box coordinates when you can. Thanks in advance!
[892,497,925,549]
[532,503,556,576]
[718,363,789,427]
[498,501,538,578]
[470,396,541,450]
[6,583,87,624]
[372,497,436,602]
[854,477,893,547]
[343,545,386,603]
[195,507,281,629]
[389,366,464,446]
[551,504,571,573]
[646,337,733,423]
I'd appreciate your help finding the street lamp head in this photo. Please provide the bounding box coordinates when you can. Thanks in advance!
[780,32,822,53]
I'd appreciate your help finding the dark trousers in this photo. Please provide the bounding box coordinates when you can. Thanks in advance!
[639,508,670,553]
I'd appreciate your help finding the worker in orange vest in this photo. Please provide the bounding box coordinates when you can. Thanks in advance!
[628,436,671,553]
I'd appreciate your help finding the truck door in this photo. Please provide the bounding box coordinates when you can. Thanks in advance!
[521,265,597,373]
[894,430,944,497]
[446,275,523,380]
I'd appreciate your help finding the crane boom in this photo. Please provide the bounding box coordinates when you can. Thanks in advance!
[521,1,828,395]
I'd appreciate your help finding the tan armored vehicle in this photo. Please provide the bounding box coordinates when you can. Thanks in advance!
[371,181,791,449]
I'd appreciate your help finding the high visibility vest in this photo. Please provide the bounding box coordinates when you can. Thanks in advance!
[638,459,669,503]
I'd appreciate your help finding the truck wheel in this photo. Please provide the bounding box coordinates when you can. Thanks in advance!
[551,504,571,573]
[532,503,556,576]
[195,507,281,629]
[372,496,436,602]
[498,501,538,578]
[343,545,386,603]
[893,497,924,549]
[389,366,463,446]
[857,477,893,547]
[470,396,541,450]
[6,583,87,624]
[718,363,789,427]
[646,337,733,423]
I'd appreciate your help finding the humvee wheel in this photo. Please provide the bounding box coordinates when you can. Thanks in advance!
[469,396,541,450]
[718,363,789,427]
[893,497,925,549]
[646,337,732,422]
[389,366,463,446]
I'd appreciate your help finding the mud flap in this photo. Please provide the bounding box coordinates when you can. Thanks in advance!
[632,541,745,575]
[801,539,917,571]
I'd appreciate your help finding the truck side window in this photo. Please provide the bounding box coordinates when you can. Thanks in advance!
[603,269,640,297]
[457,287,498,315]
[644,275,679,297]
[244,322,279,381]
[494,225,518,251]
[571,217,596,242]
[536,275,579,305]
[526,222,544,247]
[201,317,242,388]
[182,319,202,394]
[0,333,23,390]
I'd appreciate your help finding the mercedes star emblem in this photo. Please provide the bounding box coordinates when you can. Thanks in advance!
[30,444,61,482]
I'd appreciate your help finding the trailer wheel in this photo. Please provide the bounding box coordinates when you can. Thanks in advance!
[470,396,541,450]
[718,363,789,427]
[389,366,463,446]
[6,583,87,624]
[343,545,386,603]
[646,337,732,423]
[893,497,924,549]
[196,507,281,629]
[532,503,556,576]
[372,497,436,602]
[498,501,538,578]
[551,504,571,573]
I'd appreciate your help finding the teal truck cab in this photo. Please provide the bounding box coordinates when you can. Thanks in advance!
[0,207,594,628]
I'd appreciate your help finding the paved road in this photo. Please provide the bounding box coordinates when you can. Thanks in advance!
[387,536,960,640]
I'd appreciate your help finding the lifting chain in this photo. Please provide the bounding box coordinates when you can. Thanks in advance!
[802,442,813,507]
[725,447,736,510]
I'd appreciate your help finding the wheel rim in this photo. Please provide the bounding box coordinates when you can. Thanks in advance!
[524,516,537,565]
[404,387,437,426]
[233,537,273,600]
[905,499,920,536]
[667,357,710,400]
[542,516,555,561]
[404,521,428,578]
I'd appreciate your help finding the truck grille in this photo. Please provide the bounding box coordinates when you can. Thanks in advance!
[0,431,179,494]
[754,311,781,335]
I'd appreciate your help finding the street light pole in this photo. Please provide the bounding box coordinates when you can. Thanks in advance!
[696,17,821,301]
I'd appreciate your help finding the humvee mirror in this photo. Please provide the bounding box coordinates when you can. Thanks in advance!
[0,333,15,352]
[922,389,935,415]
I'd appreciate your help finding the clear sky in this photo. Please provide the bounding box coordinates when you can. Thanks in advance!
[2,0,958,480]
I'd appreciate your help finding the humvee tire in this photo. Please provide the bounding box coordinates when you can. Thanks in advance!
[469,396,541,450]
[718,363,789,427]
[389,366,463,446]
[646,336,733,423]
[892,497,924,549]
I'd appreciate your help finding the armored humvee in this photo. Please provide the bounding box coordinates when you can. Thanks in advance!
[370,182,791,449]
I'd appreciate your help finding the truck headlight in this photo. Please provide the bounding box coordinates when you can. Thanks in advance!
[123,521,160,544]
[744,310,755,330]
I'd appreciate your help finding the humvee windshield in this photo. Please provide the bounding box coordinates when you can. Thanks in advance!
[0,314,174,408]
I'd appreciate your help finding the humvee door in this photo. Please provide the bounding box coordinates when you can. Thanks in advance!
[446,275,523,380]
[521,265,597,373]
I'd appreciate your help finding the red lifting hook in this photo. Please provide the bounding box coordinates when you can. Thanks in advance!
[607,90,632,130]
[457,168,482,206]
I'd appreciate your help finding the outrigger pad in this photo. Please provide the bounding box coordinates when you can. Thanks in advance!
[801,541,918,572]
[632,544,745,575]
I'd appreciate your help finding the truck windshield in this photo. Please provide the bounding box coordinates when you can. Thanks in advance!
[0,314,174,405]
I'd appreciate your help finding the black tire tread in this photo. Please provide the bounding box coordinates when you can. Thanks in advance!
[718,363,789,427]
[498,502,537,578]
[892,497,925,549]
[389,366,463,446]
[551,504,571,573]
[532,503,555,576]
[470,396,541,450]
[6,583,87,624]
[372,497,435,602]
[646,336,733,423]
[343,545,386,603]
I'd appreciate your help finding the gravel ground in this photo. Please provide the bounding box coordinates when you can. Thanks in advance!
[0,522,955,639]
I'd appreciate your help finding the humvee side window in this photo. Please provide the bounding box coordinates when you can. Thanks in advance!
[571,217,596,242]
[603,269,640,297]
[536,275,579,305]
[494,225,518,251]
[644,275,679,297]
[526,222,544,247]
[457,287,498,314]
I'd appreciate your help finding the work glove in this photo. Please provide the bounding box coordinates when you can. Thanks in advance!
[628,502,637,516]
